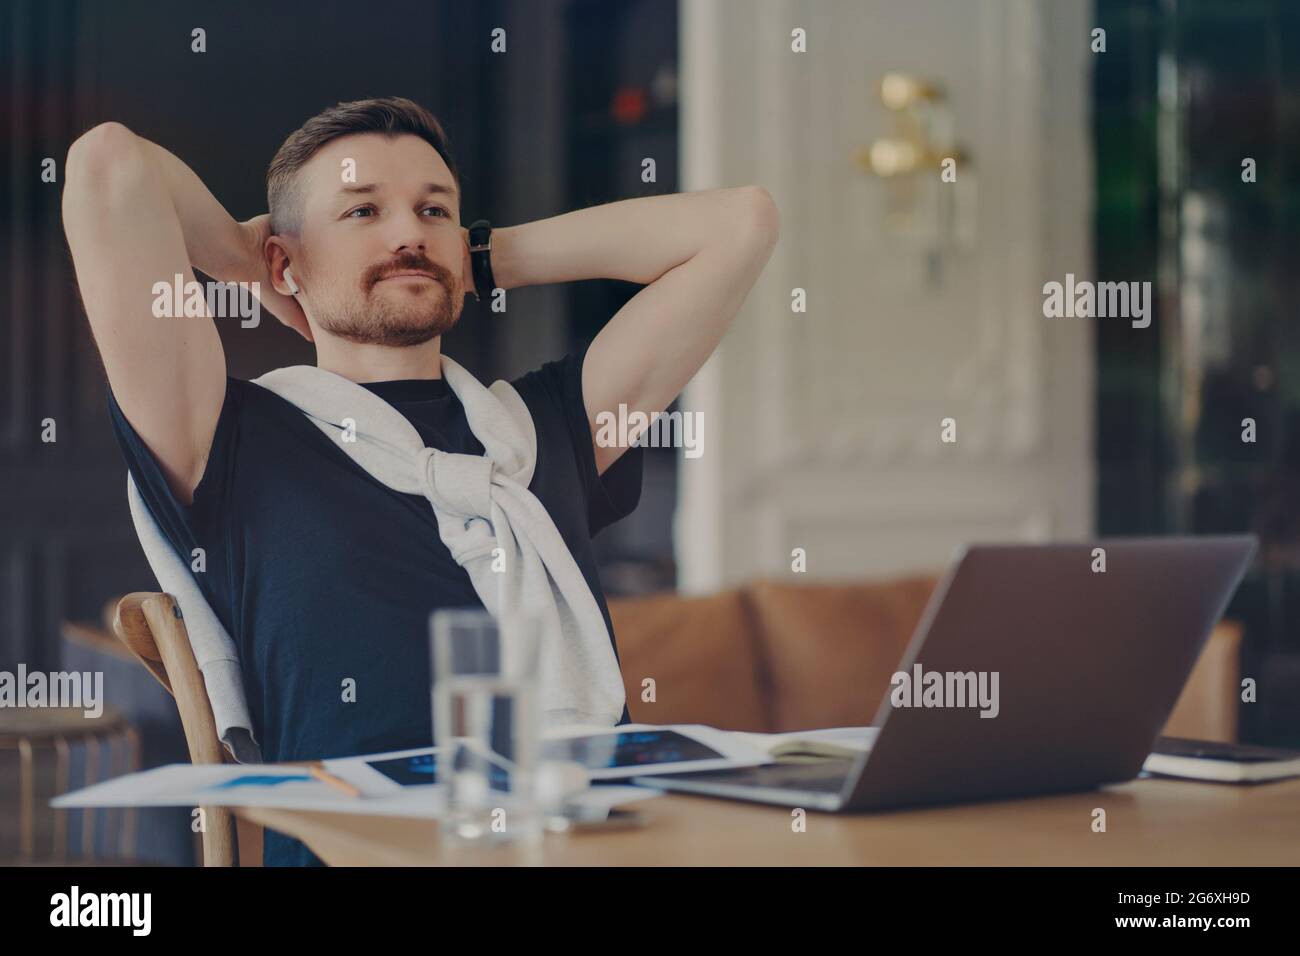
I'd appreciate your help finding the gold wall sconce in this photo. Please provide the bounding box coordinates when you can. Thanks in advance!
[858,73,969,176]
[855,72,975,283]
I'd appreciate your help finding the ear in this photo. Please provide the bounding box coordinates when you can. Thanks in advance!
[265,236,297,298]
[261,234,314,343]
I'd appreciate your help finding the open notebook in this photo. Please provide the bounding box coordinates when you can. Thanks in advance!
[726,726,881,760]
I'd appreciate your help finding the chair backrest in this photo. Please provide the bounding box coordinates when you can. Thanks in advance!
[111,592,261,866]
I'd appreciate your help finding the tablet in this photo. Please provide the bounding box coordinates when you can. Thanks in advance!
[324,723,772,794]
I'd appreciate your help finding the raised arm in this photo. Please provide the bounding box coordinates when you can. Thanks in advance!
[488,186,779,473]
[62,123,306,504]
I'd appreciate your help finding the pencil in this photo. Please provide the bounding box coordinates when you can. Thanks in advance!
[309,764,362,797]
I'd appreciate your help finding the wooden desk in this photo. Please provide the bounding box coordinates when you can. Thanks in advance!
[236,775,1300,865]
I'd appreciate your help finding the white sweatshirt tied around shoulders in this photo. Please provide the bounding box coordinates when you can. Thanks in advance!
[126,354,626,763]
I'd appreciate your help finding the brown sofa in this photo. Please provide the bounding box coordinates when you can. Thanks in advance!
[609,574,1241,742]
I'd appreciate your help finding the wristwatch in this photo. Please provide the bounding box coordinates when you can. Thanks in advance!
[467,219,495,302]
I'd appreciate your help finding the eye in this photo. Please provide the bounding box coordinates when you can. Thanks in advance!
[347,204,376,219]
[422,206,450,218]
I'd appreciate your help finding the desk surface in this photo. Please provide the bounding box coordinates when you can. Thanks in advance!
[236,774,1300,865]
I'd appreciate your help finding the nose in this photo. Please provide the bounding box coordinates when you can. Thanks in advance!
[386,207,427,256]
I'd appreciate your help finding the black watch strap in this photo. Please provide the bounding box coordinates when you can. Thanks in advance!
[467,219,495,302]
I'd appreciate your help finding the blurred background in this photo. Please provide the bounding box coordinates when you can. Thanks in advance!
[2,0,1298,863]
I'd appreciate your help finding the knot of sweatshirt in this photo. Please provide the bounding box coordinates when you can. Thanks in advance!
[416,446,498,562]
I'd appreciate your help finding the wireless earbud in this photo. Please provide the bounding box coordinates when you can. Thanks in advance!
[284,266,300,296]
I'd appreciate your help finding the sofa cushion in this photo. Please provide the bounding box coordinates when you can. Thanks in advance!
[747,575,941,731]
[609,589,771,731]
[1162,621,1242,743]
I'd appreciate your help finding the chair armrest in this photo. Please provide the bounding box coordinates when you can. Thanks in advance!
[112,592,174,695]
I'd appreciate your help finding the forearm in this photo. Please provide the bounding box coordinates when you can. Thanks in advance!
[491,187,763,291]
[65,122,309,348]
[134,135,251,282]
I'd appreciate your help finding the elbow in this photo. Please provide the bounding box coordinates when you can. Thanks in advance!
[734,185,781,251]
[65,122,147,195]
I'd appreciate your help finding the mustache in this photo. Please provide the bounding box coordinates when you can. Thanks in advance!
[363,253,453,291]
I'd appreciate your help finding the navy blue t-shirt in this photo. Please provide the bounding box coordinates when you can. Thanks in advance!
[107,346,642,866]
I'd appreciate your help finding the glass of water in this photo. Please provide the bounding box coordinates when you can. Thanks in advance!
[430,608,543,846]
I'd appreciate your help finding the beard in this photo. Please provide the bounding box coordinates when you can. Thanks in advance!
[312,253,462,348]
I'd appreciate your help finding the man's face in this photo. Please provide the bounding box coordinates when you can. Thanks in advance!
[289,133,465,347]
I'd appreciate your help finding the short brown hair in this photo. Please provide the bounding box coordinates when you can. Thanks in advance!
[266,96,460,234]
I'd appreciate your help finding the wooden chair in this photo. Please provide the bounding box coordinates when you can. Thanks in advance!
[110,592,262,866]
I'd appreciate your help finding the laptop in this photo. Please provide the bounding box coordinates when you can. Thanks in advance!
[633,536,1257,812]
